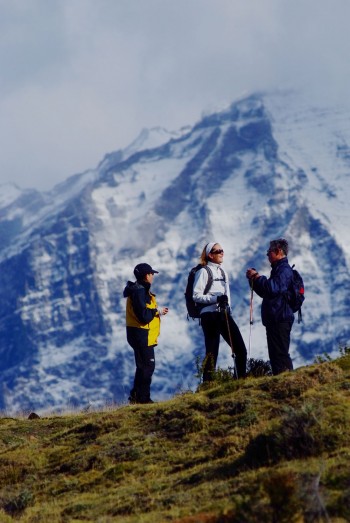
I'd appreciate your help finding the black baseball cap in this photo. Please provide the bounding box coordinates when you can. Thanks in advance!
[133,263,159,279]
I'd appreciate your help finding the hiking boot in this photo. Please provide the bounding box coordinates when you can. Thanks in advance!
[128,390,139,404]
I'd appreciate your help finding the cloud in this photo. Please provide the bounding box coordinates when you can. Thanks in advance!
[0,0,349,190]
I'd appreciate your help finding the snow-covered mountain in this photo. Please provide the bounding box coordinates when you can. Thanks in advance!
[0,91,349,414]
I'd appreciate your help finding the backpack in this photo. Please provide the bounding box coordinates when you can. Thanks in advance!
[287,264,305,323]
[184,264,225,320]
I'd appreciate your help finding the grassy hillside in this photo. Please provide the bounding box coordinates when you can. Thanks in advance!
[0,354,349,523]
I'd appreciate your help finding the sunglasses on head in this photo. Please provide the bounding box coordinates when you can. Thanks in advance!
[211,249,224,254]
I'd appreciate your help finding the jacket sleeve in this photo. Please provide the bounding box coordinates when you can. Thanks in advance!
[131,288,158,324]
[193,267,219,305]
[253,266,291,298]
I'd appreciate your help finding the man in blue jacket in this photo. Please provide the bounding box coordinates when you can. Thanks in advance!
[246,238,294,375]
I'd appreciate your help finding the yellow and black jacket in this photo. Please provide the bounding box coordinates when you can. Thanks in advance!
[123,280,160,349]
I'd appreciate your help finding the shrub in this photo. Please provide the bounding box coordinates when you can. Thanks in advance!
[196,357,272,387]
[0,490,33,516]
[246,358,272,377]
[243,402,330,467]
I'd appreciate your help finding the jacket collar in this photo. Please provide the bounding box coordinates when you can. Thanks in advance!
[271,256,289,268]
[136,279,151,291]
[207,261,223,269]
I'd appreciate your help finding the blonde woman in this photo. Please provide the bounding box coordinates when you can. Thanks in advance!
[193,242,247,381]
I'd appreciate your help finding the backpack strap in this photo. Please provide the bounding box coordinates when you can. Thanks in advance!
[202,265,214,294]
[208,266,226,282]
[203,266,226,293]
[218,267,226,283]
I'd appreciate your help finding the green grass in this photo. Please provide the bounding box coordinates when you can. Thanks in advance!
[0,355,349,522]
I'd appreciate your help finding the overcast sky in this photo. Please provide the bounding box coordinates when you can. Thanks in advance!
[1,0,349,191]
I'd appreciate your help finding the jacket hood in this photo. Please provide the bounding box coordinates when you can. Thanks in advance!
[123,281,136,298]
[123,280,151,298]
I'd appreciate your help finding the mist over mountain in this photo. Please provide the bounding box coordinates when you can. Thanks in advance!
[0,91,349,413]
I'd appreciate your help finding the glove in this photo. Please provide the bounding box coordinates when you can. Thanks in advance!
[217,294,228,306]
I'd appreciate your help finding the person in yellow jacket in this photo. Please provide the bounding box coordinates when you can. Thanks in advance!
[123,263,168,404]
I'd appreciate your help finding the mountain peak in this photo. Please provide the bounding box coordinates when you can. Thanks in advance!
[0,91,349,413]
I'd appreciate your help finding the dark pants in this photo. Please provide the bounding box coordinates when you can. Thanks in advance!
[200,311,247,381]
[129,345,155,403]
[266,322,293,375]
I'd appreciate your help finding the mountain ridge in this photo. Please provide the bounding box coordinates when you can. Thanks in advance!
[0,91,349,413]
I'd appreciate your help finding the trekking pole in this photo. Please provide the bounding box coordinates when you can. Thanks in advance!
[224,306,238,379]
[248,278,254,359]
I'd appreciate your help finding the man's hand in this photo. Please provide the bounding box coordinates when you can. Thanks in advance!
[246,268,259,280]
[159,307,169,316]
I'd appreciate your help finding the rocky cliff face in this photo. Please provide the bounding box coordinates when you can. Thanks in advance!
[0,92,349,413]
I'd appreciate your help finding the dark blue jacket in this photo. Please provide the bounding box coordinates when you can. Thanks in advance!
[253,257,294,326]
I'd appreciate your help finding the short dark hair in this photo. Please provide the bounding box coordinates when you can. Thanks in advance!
[269,238,289,255]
